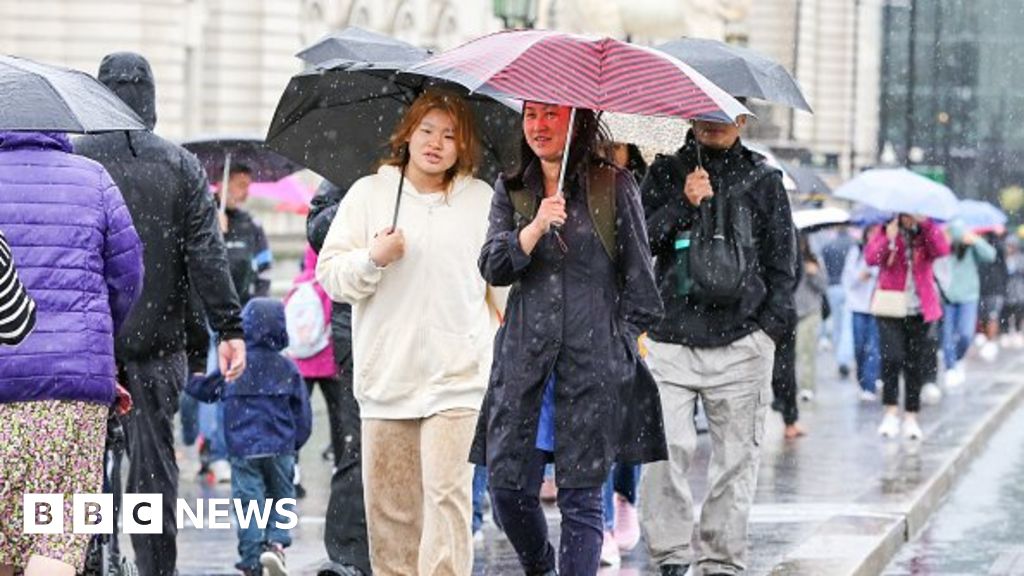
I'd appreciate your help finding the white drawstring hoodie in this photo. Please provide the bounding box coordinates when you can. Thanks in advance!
[316,165,504,419]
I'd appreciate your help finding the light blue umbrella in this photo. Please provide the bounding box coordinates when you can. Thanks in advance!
[834,168,959,221]
[956,199,1007,230]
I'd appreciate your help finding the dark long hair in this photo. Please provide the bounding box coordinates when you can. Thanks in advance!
[507,108,611,190]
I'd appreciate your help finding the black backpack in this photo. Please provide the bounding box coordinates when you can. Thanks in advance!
[668,153,773,304]
[507,164,619,263]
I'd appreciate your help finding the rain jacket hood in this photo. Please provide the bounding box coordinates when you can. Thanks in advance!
[97,52,157,129]
[242,297,289,351]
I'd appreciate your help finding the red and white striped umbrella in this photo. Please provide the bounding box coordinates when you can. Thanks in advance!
[406,29,749,123]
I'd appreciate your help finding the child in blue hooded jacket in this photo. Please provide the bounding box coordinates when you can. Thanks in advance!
[186,297,312,576]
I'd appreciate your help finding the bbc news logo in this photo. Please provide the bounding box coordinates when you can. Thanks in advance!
[23,494,298,534]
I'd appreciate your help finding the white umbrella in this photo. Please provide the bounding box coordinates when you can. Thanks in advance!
[834,168,958,221]
[792,206,850,231]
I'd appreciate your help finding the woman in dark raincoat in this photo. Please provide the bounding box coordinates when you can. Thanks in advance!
[471,103,664,576]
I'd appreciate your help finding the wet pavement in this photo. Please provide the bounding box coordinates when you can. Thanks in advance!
[145,348,1024,575]
[882,384,1024,576]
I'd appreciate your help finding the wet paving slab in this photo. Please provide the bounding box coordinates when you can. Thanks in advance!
[149,351,1024,575]
[882,390,1024,576]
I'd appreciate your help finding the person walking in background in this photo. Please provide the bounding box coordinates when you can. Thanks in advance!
[769,229,802,439]
[219,163,274,303]
[936,220,996,388]
[317,90,503,576]
[284,245,339,498]
[475,102,664,576]
[868,215,950,441]
[639,116,796,576]
[795,234,828,403]
[841,226,881,401]
[187,298,312,576]
[821,230,855,378]
[0,230,36,346]
[977,231,1009,362]
[306,178,371,576]
[0,130,143,576]
[1002,235,1024,347]
[75,52,246,576]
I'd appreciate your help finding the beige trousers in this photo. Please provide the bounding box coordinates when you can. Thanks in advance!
[362,409,478,576]
[639,332,774,575]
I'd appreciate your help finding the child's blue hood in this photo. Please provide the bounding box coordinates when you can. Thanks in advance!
[242,298,289,351]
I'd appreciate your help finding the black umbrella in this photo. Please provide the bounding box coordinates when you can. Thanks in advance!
[0,54,146,133]
[265,57,520,210]
[297,27,431,70]
[181,135,303,183]
[181,135,304,213]
[780,161,832,197]
[655,38,812,113]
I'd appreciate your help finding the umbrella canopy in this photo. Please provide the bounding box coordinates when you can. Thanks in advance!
[780,161,831,197]
[850,205,893,227]
[655,38,812,113]
[297,26,430,70]
[181,136,304,183]
[834,168,959,221]
[956,199,1007,230]
[0,54,146,133]
[249,175,315,215]
[265,68,521,191]
[406,30,749,122]
[792,206,850,231]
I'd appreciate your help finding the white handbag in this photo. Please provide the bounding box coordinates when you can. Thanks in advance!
[870,241,912,318]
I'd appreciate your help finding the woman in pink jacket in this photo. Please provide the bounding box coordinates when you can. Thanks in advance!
[865,215,950,441]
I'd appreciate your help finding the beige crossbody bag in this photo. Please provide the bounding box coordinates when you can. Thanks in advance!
[870,240,912,318]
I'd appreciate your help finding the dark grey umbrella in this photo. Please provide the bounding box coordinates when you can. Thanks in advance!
[181,135,305,214]
[181,135,304,184]
[297,26,431,70]
[780,161,832,197]
[655,38,812,113]
[0,54,146,133]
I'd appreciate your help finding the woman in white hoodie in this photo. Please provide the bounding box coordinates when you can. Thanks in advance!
[316,90,501,576]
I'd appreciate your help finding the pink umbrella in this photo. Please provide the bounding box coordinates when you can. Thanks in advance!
[248,176,314,215]
[407,30,749,196]
[407,29,748,122]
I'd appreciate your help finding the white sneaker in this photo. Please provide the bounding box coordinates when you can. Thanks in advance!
[209,459,232,484]
[799,389,815,402]
[878,413,901,438]
[945,365,965,389]
[1013,333,1024,349]
[980,341,999,362]
[921,383,943,405]
[903,418,924,441]
[974,333,988,348]
[859,390,879,402]
[599,530,621,567]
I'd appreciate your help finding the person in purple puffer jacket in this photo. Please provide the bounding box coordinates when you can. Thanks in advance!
[0,131,143,576]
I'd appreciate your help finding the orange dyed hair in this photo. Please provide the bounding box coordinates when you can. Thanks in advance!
[381,89,480,184]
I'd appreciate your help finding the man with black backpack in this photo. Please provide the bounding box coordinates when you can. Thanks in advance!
[637,118,797,576]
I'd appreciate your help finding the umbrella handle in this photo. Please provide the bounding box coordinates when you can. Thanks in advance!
[220,152,232,214]
[390,146,409,230]
[551,107,576,240]
[555,107,577,199]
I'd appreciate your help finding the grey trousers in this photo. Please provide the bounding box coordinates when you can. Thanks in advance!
[639,331,774,575]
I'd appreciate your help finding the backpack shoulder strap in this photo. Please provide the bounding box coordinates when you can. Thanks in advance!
[506,180,538,229]
[588,164,618,263]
